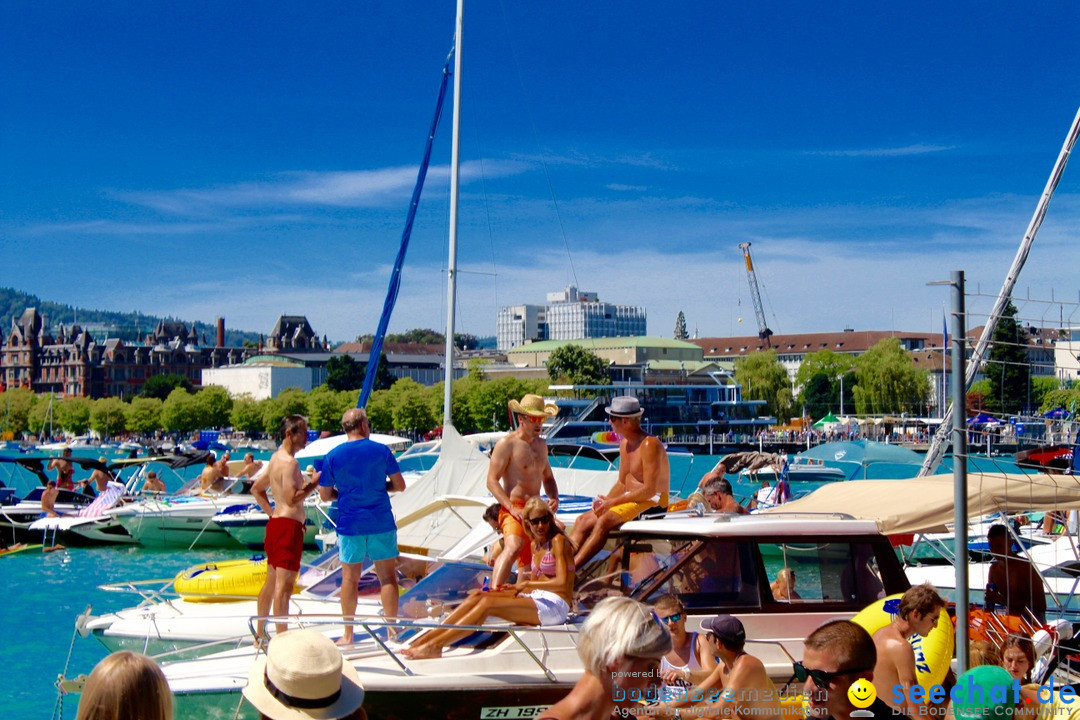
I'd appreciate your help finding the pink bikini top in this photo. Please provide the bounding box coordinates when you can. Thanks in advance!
[532,541,574,578]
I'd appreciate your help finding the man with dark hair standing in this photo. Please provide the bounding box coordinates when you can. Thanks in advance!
[798,620,905,720]
[253,414,320,642]
[320,408,406,645]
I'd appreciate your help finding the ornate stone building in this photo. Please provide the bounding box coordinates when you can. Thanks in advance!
[1,309,325,399]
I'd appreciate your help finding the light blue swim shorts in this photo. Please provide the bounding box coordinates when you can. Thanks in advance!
[338,529,398,564]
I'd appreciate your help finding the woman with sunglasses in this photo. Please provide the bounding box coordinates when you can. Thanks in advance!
[402,497,575,660]
[539,596,672,720]
[652,594,716,699]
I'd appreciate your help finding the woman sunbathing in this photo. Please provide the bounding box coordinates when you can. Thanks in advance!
[402,496,575,659]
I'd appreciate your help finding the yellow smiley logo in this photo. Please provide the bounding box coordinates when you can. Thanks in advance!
[847,678,876,708]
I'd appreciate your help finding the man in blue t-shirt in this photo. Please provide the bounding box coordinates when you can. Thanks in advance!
[319,408,406,644]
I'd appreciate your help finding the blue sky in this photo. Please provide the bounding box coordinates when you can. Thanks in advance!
[3,2,1080,343]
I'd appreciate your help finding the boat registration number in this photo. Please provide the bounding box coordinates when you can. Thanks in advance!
[480,706,549,718]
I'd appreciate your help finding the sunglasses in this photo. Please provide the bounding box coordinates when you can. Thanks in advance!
[659,612,683,624]
[792,661,873,687]
[525,516,552,527]
[520,415,545,423]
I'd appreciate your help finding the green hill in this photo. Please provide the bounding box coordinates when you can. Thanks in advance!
[0,287,262,346]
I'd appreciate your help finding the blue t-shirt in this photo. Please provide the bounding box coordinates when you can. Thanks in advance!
[319,438,401,536]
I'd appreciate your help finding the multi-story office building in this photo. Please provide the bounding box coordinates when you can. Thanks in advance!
[496,285,646,351]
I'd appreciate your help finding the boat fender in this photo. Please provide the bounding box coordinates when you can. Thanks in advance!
[851,594,953,701]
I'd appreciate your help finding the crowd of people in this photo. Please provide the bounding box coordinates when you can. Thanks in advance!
[63,391,1065,720]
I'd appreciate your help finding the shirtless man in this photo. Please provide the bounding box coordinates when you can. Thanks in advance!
[871,584,944,716]
[252,415,320,640]
[702,477,748,514]
[41,480,60,517]
[199,455,225,493]
[661,615,781,720]
[142,471,167,493]
[570,395,669,568]
[237,452,263,478]
[486,394,560,588]
[215,451,232,477]
[89,457,111,493]
[986,523,1047,623]
[47,448,75,490]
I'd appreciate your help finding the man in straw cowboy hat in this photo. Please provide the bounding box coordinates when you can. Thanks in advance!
[243,629,367,720]
[486,393,560,588]
[570,395,669,568]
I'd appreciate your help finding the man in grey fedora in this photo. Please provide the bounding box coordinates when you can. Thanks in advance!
[569,395,670,568]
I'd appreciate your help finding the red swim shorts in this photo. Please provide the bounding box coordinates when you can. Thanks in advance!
[264,517,305,572]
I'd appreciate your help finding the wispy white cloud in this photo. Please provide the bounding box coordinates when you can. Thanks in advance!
[111,160,529,215]
[606,183,647,192]
[806,144,957,158]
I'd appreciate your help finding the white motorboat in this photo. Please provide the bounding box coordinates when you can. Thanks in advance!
[212,500,330,551]
[156,511,912,719]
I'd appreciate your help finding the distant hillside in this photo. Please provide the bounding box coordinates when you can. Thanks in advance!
[0,287,262,346]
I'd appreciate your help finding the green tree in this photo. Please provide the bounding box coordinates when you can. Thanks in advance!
[1031,377,1059,412]
[125,397,163,434]
[851,339,931,415]
[308,387,354,432]
[366,390,394,432]
[1040,387,1080,416]
[90,397,128,437]
[983,302,1032,415]
[262,388,310,434]
[546,344,610,386]
[59,397,93,435]
[795,349,856,416]
[392,384,437,435]
[362,352,396,392]
[161,387,201,433]
[29,394,59,436]
[230,395,265,433]
[140,373,194,400]
[466,377,535,431]
[674,311,688,340]
[193,386,233,428]
[0,388,35,437]
[325,355,364,392]
[734,350,791,421]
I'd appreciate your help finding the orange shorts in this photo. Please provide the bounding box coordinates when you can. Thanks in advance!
[497,501,533,570]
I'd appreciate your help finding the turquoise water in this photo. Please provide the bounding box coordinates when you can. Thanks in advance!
[8,447,1026,718]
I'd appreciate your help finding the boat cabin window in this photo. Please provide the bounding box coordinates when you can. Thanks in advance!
[625,538,762,610]
[759,541,885,605]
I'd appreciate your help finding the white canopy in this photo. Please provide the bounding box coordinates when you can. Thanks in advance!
[768,471,1080,535]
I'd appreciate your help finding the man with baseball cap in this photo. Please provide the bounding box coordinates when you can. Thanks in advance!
[662,615,782,720]
[243,629,366,720]
[570,395,670,568]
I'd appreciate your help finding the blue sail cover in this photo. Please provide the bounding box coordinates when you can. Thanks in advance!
[357,50,454,409]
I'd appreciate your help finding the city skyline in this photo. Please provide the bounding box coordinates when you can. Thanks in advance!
[3,2,1080,343]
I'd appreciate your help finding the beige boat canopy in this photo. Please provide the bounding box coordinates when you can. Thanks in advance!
[767,472,1080,535]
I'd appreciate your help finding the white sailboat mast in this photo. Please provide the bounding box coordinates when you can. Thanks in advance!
[442,0,464,428]
[920,105,1080,475]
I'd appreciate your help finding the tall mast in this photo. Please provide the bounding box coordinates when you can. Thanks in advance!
[442,0,464,428]
[919,106,1080,475]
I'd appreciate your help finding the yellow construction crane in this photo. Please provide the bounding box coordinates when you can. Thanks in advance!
[738,242,773,347]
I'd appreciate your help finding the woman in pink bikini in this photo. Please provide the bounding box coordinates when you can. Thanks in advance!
[402,496,575,659]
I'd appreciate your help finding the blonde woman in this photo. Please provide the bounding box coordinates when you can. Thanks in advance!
[403,496,575,659]
[540,596,673,720]
[76,651,172,720]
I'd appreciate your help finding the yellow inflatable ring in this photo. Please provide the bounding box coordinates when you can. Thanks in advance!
[174,556,299,603]
[851,593,954,702]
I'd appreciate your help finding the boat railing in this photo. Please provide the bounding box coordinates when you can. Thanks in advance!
[244,613,584,682]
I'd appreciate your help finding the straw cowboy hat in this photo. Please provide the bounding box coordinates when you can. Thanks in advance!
[243,629,365,720]
[508,394,558,418]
